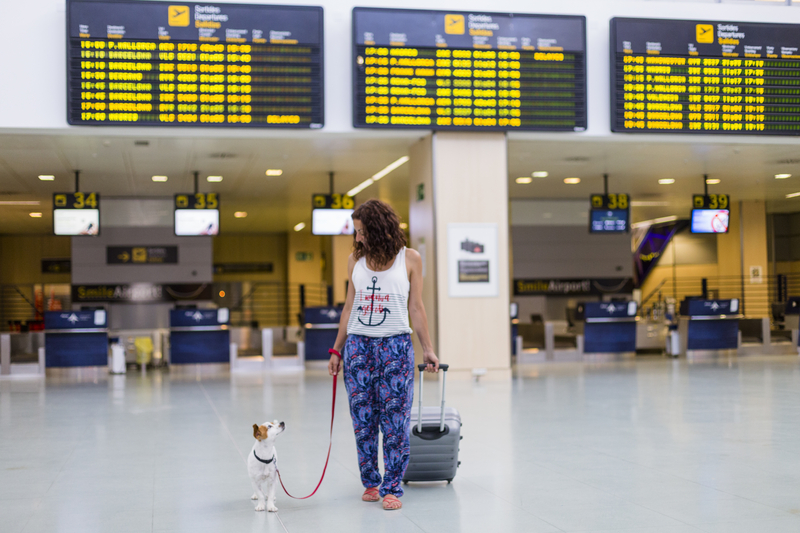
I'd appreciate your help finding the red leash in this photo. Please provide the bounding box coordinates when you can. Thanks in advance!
[276,349,340,499]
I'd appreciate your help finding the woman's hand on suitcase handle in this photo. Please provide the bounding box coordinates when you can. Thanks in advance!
[422,351,440,373]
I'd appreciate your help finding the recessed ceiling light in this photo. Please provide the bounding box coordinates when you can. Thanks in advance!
[658,179,675,185]
[705,178,721,185]
[775,173,792,179]
[207,175,223,182]
[152,175,168,182]
[630,201,670,207]
[563,177,580,184]
[532,171,548,178]
[234,211,247,218]
[38,175,55,181]
[294,222,306,232]
[29,212,43,218]
[516,177,533,184]
[787,192,800,199]
[399,222,408,229]
[265,169,283,176]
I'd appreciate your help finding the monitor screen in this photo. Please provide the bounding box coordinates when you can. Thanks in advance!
[312,209,354,235]
[352,8,587,132]
[590,209,629,233]
[175,209,219,236]
[610,17,800,136]
[67,0,324,128]
[691,209,729,233]
[54,209,100,235]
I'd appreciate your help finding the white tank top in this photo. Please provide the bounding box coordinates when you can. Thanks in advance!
[347,247,412,337]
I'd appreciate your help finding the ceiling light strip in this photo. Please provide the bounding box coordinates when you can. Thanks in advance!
[347,156,410,197]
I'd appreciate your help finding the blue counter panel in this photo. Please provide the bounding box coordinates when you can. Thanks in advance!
[45,333,108,367]
[305,329,338,360]
[584,322,636,353]
[170,331,230,364]
[687,320,739,350]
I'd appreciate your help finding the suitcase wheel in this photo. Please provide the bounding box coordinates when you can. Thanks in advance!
[403,481,408,485]
[447,479,452,484]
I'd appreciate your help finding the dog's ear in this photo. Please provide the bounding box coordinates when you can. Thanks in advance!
[253,424,268,441]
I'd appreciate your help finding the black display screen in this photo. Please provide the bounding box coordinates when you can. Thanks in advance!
[611,17,800,135]
[353,8,586,131]
[67,0,324,128]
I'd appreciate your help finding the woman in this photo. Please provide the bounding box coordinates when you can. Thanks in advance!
[328,199,439,511]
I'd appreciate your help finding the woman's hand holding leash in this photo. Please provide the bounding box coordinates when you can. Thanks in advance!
[327,348,343,376]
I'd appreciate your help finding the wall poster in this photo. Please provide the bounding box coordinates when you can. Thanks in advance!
[447,223,498,298]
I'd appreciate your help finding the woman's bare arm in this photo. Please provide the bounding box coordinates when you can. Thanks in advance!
[406,248,439,372]
[328,254,357,376]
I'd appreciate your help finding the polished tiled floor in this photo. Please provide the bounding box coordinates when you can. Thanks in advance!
[2,355,800,532]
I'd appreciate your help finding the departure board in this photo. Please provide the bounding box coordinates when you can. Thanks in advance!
[611,18,800,135]
[67,0,323,128]
[353,8,586,131]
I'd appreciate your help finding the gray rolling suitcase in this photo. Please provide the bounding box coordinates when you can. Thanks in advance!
[403,363,462,484]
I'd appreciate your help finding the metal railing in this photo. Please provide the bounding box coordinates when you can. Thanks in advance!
[222,282,331,327]
[1,282,333,331]
[640,273,800,318]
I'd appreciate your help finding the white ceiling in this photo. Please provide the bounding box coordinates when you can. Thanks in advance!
[1,131,799,234]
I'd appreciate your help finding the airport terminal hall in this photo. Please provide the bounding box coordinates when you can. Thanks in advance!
[4,0,800,531]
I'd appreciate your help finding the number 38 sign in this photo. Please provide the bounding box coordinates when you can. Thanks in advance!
[590,193,629,210]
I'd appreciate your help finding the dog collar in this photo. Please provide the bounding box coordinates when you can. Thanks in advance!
[253,450,275,465]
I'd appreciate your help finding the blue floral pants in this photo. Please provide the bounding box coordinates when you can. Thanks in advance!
[343,333,414,497]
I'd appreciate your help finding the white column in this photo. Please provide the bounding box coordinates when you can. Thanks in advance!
[409,132,511,373]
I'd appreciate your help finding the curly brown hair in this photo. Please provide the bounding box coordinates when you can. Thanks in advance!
[352,199,406,269]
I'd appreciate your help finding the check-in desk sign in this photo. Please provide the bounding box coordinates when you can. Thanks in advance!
[107,246,178,264]
[44,310,107,330]
[579,301,638,321]
[170,309,229,328]
[680,298,740,317]
[785,297,800,315]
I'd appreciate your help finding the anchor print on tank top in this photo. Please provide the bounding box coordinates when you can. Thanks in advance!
[357,276,391,327]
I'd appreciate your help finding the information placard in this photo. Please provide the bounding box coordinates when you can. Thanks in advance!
[611,18,800,135]
[67,0,324,128]
[53,192,100,236]
[174,193,219,236]
[353,8,586,131]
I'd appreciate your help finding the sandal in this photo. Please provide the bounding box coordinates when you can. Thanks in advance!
[362,487,380,502]
[382,494,402,510]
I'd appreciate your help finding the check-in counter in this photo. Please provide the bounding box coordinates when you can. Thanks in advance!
[678,299,741,356]
[786,297,800,349]
[582,301,638,354]
[303,306,342,361]
[169,308,229,364]
[44,310,108,367]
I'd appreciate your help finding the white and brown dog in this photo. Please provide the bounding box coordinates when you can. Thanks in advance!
[249,420,285,512]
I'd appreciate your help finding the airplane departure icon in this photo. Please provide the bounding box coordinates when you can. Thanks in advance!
[169,5,190,27]
[68,313,79,324]
[192,311,204,322]
[710,302,720,311]
[606,304,616,314]
[696,24,714,44]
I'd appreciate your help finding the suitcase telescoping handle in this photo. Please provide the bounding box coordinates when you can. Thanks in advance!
[416,363,449,434]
